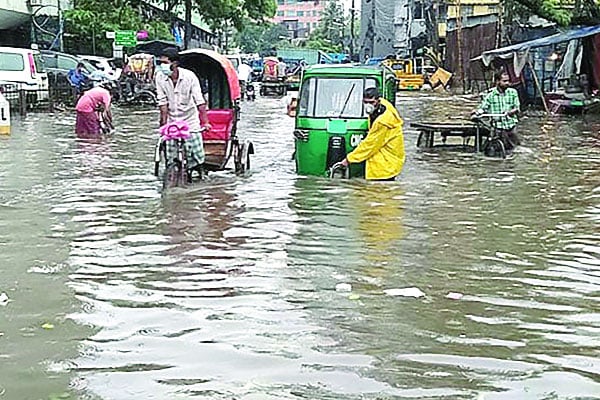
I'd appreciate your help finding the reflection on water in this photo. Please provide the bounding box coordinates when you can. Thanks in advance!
[0,95,599,399]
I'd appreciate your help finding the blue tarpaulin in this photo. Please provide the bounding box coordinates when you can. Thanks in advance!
[478,24,600,63]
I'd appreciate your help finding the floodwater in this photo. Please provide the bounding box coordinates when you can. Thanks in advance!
[0,93,599,400]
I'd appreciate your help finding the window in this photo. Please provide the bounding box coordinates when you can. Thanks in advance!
[437,3,447,19]
[41,54,58,68]
[277,10,284,16]
[286,10,296,16]
[57,55,78,70]
[413,1,423,19]
[298,77,378,118]
[277,0,284,3]
[0,53,25,71]
[297,10,304,16]
[33,53,45,72]
[462,5,473,16]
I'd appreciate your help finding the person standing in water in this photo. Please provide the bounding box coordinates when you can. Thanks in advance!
[74,82,113,135]
[473,70,521,153]
[338,87,405,181]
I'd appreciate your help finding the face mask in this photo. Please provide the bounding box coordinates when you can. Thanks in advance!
[160,63,173,76]
[364,103,375,114]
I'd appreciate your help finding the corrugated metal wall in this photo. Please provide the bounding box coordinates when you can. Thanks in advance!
[445,22,497,91]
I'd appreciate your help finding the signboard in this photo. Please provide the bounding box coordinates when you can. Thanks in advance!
[106,31,115,39]
[115,30,137,47]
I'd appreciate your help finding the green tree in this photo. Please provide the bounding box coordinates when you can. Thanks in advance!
[155,0,276,48]
[306,0,345,53]
[65,0,172,55]
[503,0,600,26]
[235,21,289,54]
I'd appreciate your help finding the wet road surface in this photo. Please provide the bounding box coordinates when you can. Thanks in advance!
[0,92,599,399]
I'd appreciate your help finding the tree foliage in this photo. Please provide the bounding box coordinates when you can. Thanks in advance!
[65,0,172,55]
[235,21,289,54]
[66,0,278,55]
[306,0,345,53]
[189,0,276,32]
[503,0,600,26]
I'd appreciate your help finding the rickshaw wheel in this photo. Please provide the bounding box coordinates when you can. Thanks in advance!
[163,160,184,189]
[483,138,506,158]
[234,144,251,175]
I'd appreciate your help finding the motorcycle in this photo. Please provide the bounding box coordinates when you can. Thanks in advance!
[117,76,157,107]
[246,81,256,101]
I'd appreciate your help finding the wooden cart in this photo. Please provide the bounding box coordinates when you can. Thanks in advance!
[411,120,492,152]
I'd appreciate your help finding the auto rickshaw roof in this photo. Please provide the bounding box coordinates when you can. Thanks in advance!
[302,64,390,77]
[179,48,241,101]
[304,64,384,75]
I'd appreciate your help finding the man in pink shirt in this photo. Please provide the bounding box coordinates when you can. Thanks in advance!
[75,84,113,135]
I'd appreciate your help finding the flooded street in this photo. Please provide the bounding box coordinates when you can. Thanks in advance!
[1,93,599,400]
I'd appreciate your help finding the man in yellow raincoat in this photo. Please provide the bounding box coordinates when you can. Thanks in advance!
[339,87,405,180]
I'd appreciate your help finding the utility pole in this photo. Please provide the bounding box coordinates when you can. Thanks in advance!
[57,0,63,52]
[370,0,376,58]
[184,0,192,50]
[349,0,355,60]
[456,0,464,92]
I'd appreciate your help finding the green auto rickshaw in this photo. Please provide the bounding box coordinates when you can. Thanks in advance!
[293,64,397,178]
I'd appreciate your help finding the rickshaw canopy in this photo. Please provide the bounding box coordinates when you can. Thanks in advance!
[179,49,241,104]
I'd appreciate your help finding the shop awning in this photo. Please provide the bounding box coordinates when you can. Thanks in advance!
[474,24,600,65]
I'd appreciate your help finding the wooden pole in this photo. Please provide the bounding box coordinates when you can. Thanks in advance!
[528,58,549,114]
[456,0,463,93]
[184,0,192,50]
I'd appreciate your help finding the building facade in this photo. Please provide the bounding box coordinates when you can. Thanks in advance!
[360,0,498,60]
[273,0,325,39]
[359,0,396,60]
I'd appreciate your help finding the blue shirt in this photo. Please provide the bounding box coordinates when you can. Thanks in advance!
[68,68,88,88]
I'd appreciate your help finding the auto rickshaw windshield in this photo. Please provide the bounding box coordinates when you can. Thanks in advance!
[298,77,377,118]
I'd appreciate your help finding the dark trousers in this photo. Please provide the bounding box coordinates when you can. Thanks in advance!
[499,127,520,152]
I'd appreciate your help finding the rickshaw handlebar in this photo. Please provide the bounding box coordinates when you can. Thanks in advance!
[474,113,508,118]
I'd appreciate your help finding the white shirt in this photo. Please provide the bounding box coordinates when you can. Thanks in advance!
[237,63,253,82]
[155,67,206,131]
[277,62,287,77]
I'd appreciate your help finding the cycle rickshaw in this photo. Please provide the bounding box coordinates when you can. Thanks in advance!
[154,49,254,186]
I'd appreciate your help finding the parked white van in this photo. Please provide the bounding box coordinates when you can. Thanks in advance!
[0,46,49,102]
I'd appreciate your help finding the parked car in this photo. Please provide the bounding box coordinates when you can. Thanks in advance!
[79,55,122,80]
[40,50,98,82]
[0,46,49,102]
[40,50,121,100]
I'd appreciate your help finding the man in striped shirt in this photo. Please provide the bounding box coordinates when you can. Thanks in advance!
[474,71,521,152]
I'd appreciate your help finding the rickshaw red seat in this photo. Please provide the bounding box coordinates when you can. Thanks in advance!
[204,109,234,141]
